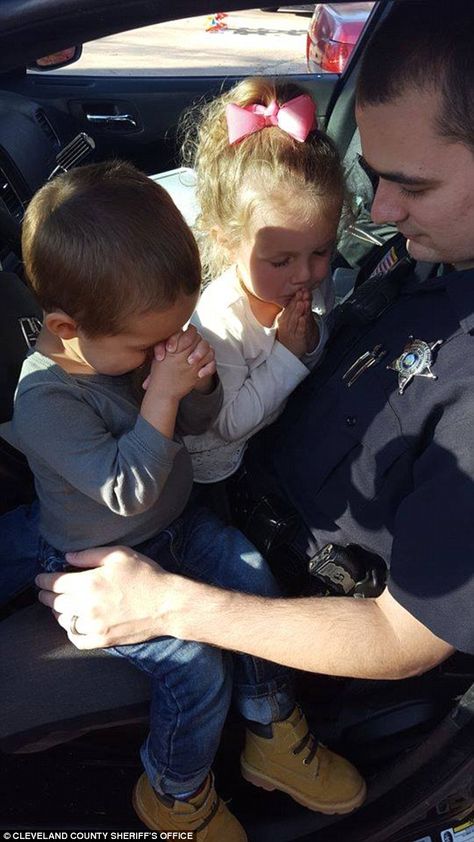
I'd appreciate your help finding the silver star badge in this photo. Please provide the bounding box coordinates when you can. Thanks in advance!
[387,337,443,395]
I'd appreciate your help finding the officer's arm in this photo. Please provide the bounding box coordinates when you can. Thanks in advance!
[37,549,454,678]
[174,579,454,680]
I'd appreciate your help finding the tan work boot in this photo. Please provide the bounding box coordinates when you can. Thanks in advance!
[241,706,366,814]
[132,771,247,841]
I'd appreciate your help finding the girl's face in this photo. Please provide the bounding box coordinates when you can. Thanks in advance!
[233,201,340,310]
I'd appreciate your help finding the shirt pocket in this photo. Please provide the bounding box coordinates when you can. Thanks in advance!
[293,363,409,526]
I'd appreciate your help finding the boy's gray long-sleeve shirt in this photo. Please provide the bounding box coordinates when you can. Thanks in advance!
[6,351,223,551]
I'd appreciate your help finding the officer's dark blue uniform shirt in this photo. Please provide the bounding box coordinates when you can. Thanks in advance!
[255,267,474,655]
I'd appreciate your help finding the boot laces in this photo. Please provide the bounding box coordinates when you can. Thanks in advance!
[292,730,319,767]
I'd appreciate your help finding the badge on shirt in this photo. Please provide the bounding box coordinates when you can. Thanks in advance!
[387,337,443,394]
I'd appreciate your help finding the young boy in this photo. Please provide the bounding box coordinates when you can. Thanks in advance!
[8,161,365,838]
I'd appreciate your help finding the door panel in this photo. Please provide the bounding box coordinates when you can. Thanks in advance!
[3,72,340,174]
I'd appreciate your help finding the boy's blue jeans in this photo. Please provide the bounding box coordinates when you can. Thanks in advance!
[41,505,295,798]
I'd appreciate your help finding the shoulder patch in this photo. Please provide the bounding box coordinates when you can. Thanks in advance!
[369,245,401,279]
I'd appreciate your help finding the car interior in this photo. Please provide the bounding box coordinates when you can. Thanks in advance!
[0,0,473,838]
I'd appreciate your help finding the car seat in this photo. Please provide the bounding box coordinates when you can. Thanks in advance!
[0,267,151,752]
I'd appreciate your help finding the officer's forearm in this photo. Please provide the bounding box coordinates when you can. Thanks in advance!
[48,546,453,676]
[173,579,453,680]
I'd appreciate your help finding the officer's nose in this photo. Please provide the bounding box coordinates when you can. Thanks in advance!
[371,178,408,225]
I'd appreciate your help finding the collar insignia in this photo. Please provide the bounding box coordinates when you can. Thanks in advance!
[387,337,443,394]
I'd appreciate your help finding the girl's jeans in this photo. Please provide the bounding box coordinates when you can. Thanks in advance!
[40,505,295,798]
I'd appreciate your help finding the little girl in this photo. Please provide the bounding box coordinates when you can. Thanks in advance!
[181,78,346,483]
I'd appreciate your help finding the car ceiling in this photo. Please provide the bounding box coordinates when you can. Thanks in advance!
[0,0,401,74]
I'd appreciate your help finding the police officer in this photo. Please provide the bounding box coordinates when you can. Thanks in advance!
[38,0,474,676]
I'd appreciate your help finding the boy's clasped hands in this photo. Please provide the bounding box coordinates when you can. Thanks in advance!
[143,324,217,397]
[140,323,217,440]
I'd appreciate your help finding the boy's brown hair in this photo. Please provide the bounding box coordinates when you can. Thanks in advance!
[22,160,202,336]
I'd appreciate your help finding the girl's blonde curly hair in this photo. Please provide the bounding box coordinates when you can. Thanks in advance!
[180,77,346,280]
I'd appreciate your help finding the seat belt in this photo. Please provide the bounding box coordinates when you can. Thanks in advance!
[326,239,438,374]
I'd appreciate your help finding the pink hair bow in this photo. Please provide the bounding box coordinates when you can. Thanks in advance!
[226,94,317,145]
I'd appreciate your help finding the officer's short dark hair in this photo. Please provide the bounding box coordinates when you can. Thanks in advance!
[356,0,474,151]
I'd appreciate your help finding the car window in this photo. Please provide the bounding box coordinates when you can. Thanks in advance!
[30,4,379,79]
[29,8,315,78]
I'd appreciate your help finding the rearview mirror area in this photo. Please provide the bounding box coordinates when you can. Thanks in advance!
[28,45,83,72]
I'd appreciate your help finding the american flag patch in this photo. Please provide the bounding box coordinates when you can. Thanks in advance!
[369,246,399,279]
